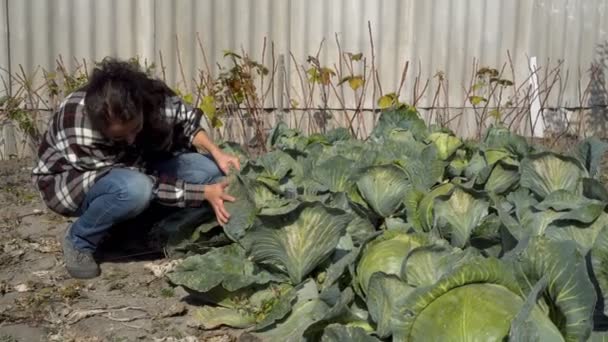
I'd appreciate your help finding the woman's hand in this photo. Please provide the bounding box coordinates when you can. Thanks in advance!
[192,130,241,175]
[204,180,236,225]
[213,150,241,175]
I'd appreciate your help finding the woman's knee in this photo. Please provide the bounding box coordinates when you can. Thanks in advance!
[176,153,224,184]
[105,169,153,215]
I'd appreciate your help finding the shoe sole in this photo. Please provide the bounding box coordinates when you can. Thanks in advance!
[66,267,101,279]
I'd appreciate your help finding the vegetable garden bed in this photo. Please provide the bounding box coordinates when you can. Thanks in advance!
[163,107,608,341]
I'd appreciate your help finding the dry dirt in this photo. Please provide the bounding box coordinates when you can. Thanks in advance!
[0,158,243,342]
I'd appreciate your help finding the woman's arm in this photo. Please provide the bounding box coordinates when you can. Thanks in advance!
[164,96,240,173]
[192,130,241,174]
[191,129,220,155]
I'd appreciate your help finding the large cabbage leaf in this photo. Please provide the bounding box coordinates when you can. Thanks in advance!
[266,121,299,149]
[365,272,414,338]
[324,127,353,143]
[248,179,301,216]
[583,178,608,202]
[408,283,562,342]
[355,231,428,295]
[520,152,588,198]
[573,136,608,179]
[518,206,563,236]
[316,140,376,168]
[250,280,325,341]
[166,244,283,293]
[535,189,605,214]
[218,141,250,165]
[312,155,358,193]
[591,225,608,317]
[401,242,477,287]
[482,125,529,158]
[392,257,562,341]
[484,162,519,194]
[508,276,557,341]
[255,149,300,181]
[244,203,351,284]
[194,306,255,329]
[483,148,514,166]
[416,183,454,232]
[378,135,427,164]
[321,324,380,342]
[356,165,411,218]
[224,175,258,241]
[427,132,462,160]
[369,107,427,142]
[545,212,608,255]
[506,190,608,251]
[253,281,358,342]
[400,145,445,191]
[302,287,362,339]
[403,189,425,232]
[192,283,295,330]
[464,151,489,182]
[434,187,490,248]
[504,237,596,341]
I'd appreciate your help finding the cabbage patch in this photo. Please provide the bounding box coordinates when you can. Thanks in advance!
[162,107,608,341]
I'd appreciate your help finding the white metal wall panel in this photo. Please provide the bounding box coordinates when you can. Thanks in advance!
[3,0,606,103]
[0,0,9,86]
[1,0,608,144]
[5,0,158,73]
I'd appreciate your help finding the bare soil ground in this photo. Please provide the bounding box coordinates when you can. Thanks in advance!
[0,159,242,342]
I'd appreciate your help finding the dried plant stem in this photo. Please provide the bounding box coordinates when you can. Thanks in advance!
[1,36,604,160]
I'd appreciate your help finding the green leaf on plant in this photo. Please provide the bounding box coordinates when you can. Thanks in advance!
[469,95,487,106]
[378,93,398,109]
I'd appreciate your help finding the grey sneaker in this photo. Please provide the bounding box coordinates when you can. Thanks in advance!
[63,230,100,279]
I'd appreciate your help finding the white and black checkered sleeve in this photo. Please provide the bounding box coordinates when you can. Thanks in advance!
[164,96,209,146]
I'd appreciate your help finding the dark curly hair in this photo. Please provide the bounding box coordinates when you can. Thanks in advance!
[83,57,177,159]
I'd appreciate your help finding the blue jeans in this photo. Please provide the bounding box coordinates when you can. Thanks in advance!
[68,153,223,252]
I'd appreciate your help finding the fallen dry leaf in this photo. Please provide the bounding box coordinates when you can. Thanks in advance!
[14,283,31,292]
[144,259,182,278]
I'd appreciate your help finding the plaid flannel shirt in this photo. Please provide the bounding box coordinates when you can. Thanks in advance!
[32,90,208,216]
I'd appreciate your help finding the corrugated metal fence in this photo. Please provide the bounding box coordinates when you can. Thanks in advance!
[1,0,608,159]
